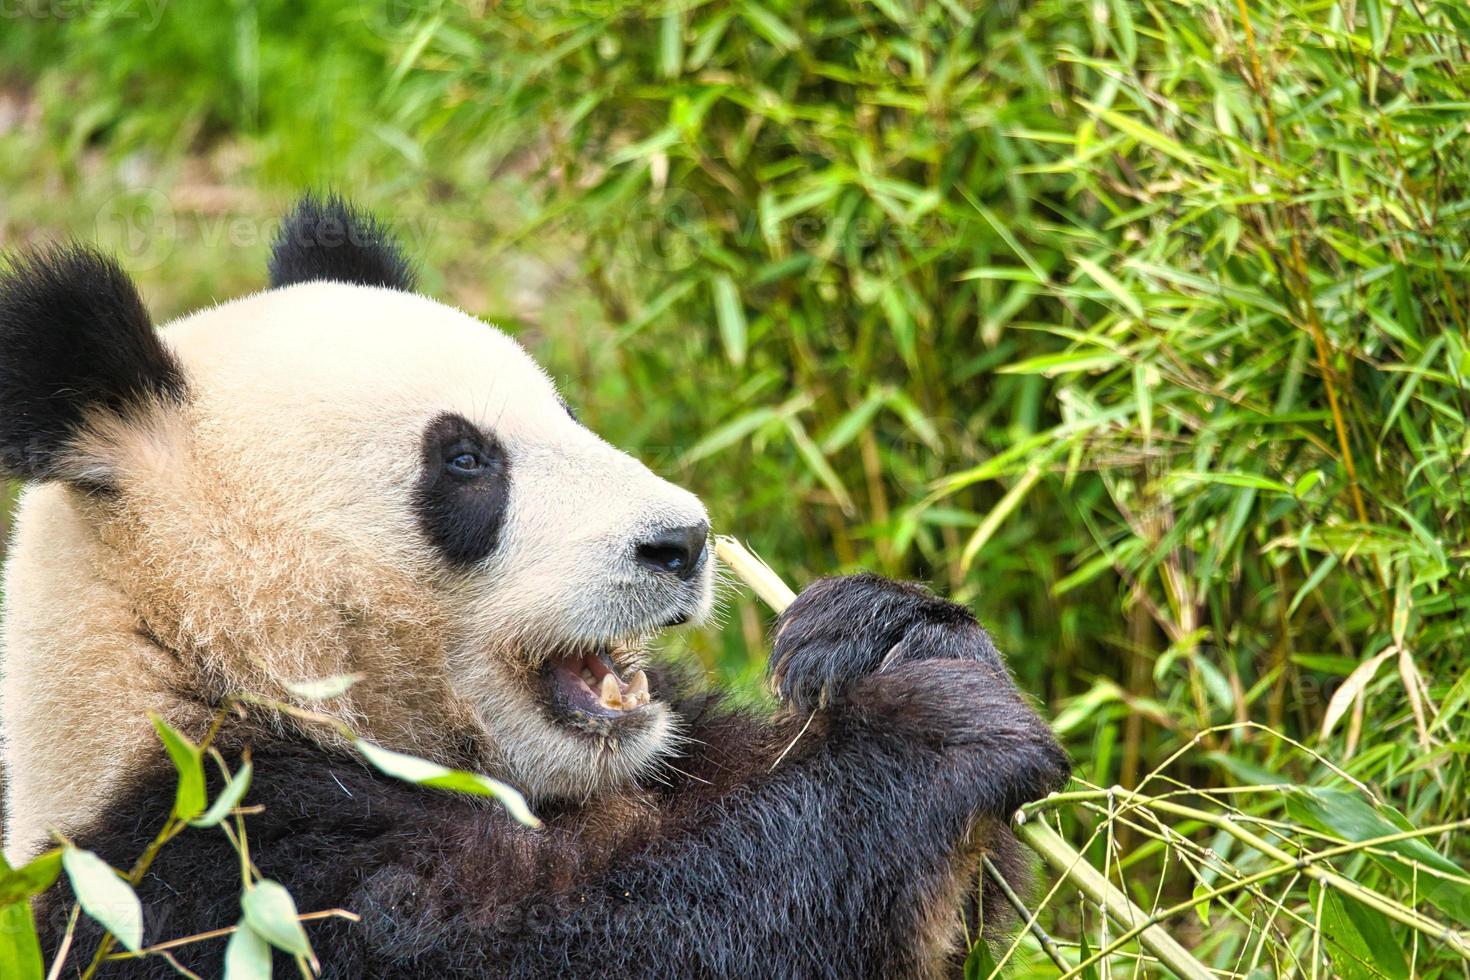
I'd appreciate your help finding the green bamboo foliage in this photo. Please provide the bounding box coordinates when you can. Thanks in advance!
[2,0,1469,975]
[447,2,1470,972]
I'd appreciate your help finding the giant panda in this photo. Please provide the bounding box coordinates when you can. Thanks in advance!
[0,195,1070,978]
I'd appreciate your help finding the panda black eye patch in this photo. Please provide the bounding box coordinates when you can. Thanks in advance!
[414,413,510,566]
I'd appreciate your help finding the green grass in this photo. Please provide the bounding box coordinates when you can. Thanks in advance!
[3,0,1470,975]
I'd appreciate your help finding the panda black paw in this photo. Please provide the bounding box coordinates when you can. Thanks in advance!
[768,573,1002,713]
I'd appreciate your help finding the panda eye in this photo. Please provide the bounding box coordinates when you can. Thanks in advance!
[446,450,484,477]
[417,413,510,565]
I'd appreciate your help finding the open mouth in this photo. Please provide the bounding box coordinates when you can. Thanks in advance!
[541,646,652,730]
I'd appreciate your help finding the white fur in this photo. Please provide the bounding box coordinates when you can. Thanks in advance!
[1,282,713,859]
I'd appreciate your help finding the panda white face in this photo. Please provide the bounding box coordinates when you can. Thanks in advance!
[137,280,714,798]
[0,204,721,845]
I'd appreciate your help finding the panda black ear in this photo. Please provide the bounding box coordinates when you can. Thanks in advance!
[268,193,418,292]
[0,246,188,482]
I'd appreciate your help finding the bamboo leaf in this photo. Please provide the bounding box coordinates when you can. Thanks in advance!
[680,407,780,464]
[783,416,855,514]
[354,740,540,827]
[0,850,62,907]
[63,848,143,953]
[1169,471,1293,494]
[658,11,683,78]
[960,464,1044,569]
[710,273,748,366]
[1073,256,1142,318]
[240,880,310,957]
[150,713,206,822]
[962,939,999,979]
[1319,648,1395,740]
[998,351,1125,376]
[224,918,273,980]
[1288,789,1470,923]
[284,674,363,700]
[0,902,42,980]
[738,2,799,51]
[1319,886,1409,980]
[1192,882,1212,926]
[190,759,254,829]
[818,387,889,454]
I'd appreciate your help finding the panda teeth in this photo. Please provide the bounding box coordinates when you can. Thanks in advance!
[580,658,649,711]
[627,670,649,704]
[599,672,623,709]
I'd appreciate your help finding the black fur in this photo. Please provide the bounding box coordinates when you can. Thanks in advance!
[268,193,418,292]
[414,412,511,565]
[0,246,186,482]
[770,572,1006,710]
[36,576,1069,978]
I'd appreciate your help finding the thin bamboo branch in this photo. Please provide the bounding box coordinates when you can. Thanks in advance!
[980,855,1069,971]
[46,905,80,980]
[1015,817,1214,980]
[1065,815,1470,976]
[1032,785,1470,964]
[104,909,362,962]
[1144,797,1470,959]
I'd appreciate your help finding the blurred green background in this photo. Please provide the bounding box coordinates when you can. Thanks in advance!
[3,0,1469,975]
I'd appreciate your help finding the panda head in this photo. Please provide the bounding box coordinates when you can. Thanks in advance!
[0,195,713,806]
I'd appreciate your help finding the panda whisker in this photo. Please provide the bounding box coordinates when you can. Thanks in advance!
[641,764,683,789]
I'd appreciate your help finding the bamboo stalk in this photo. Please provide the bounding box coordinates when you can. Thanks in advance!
[715,535,1216,980]
[714,536,795,612]
[1015,818,1213,980]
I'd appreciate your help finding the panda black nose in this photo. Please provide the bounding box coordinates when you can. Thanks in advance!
[635,522,709,580]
